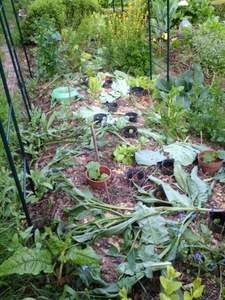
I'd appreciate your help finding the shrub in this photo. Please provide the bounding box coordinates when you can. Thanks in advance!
[76,13,107,47]
[21,0,66,43]
[192,18,225,75]
[62,0,100,28]
[174,0,215,25]
[212,1,225,20]
[102,0,152,76]
[32,17,61,79]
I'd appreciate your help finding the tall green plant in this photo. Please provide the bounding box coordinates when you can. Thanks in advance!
[32,17,61,79]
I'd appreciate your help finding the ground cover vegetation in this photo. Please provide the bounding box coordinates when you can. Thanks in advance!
[0,0,225,298]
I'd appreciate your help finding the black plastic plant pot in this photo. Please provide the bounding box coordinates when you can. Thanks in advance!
[208,211,225,234]
[130,86,145,97]
[79,77,89,86]
[161,159,174,175]
[125,112,138,123]
[106,102,119,112]
[152,188,167,200]
[93,113,107,124]
[126,169,145,186]
[122,126,138,138]
[152,188,171,207]
[103,79,113,88]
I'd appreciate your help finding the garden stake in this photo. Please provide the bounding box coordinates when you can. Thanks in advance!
[147,76,151,105]
[90,124,111,203]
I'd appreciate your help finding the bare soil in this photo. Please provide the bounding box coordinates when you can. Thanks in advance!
[5,44,225,299]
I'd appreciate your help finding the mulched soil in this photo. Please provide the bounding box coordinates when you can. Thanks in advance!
[13,46,225,299]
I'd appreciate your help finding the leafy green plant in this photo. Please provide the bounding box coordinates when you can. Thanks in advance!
[160,266,205,300]
[62,0,100,28]
[203,150,225,163]
[174,0,215,25]
[127,75,158,91]
[111,143,138,165]
[145,86,190,142]
[32,17,61,79]
[192,18,225,75]
[86,161,109,181]
[0,227,101,289]
[87,76,102,98]
[151,0,178,38]
[188,84,225,145]
[21,0,65,42]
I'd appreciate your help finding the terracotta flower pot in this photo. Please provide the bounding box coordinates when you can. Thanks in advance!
[85,165,111,189]
[198,150,223,176]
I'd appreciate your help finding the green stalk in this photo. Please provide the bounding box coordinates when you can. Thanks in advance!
[108,130,136,148]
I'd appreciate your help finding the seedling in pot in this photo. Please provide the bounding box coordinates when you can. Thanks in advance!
[203,151,221,163]
[86,161,109,181]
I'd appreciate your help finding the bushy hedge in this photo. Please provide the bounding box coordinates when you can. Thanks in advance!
[21,0,66,42]
[22,0,100,42]
[62,0,100,28]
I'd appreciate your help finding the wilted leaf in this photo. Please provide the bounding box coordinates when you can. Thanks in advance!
[135,150,166,166]
[163,143,197,166]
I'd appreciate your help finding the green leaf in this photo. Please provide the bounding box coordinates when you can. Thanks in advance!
[0,248,54,276]
[40,182,53,189]
[86,161,100,171]
[193,277,201,289]
[89,169,99,180]
[184,291,191,300]
[135,150,166,166]
[163,144,197,166]
[138,128,166,142]
[135,203,170,245]
[167,281,183,295]
[149,175,192,206]
[160,276,169,290]
[77,106,107,120]
[59,246,101,265]
[183,229,201,244]
[160,293,171,300]
[218,150,225,160]
[99,173,109,181]
[192,285,205,298]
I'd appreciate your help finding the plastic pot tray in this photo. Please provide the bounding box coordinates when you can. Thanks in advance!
[51,87,78,102]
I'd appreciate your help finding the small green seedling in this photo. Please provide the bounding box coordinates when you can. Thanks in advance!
[203,150,225,163]
[203,151,219,163]
[129,129,134,134]
[86,161,108,181]
[214,218,221,224]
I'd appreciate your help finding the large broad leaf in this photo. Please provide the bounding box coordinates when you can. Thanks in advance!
[193,64,204,84]
[174,163,211,207]
[135,150,166,166]
[138,128,166,142]
[188,166,211,207]
[163,143,197,166]
[149,175,192,206]
[135,203,170,245]
[59,246,101,265]
[76,106,107,120]
[111,79,130,96]
[0,248,54,276]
